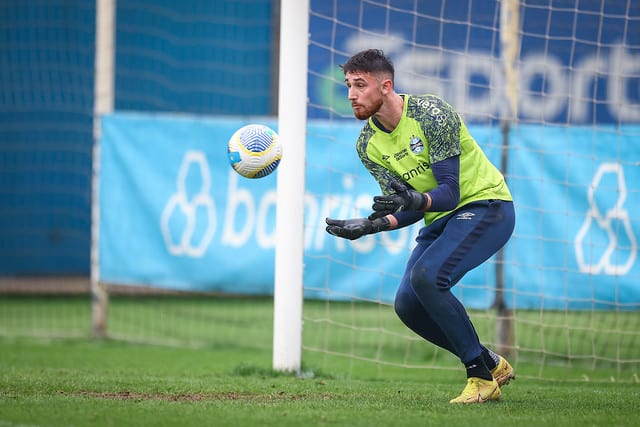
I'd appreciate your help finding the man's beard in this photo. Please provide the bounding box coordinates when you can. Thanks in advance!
[353,98,383,120]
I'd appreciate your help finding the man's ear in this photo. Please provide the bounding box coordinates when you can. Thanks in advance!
[381,78,393,95]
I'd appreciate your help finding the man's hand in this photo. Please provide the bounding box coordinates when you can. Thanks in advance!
[372,181,427,213]
[325,216,390,240]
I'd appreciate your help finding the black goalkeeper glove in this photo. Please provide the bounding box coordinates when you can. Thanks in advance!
[325,216,391,240]
[372,181,427,213]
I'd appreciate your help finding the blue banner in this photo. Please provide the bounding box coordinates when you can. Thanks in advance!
[100,114,279,294]
[99,113,640,309]
[506,125,640,309]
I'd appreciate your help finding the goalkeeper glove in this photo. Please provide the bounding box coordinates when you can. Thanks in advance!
[372,181,427,213]
[325,216,391,240]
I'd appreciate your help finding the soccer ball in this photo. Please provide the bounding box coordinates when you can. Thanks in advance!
[227,124,282,179]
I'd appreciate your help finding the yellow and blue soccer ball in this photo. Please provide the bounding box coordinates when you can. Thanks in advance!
[227,124,282,179]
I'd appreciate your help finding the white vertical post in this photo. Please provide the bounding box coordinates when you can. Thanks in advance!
[500,0,520,123]
[495,0,520,355]
[272,0,309,372]
[91,0,115,338]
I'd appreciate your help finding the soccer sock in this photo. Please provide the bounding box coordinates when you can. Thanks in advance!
[465,355,493,381]
[481,347,500,370]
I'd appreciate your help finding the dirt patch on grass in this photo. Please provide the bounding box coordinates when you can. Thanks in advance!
[62,390,253,402]
[62,390,331,403]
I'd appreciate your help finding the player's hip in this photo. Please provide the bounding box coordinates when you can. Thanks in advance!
[409,200,515,288]
[419,199,515,240]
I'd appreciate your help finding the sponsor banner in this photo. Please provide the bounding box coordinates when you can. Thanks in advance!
[308,1,640,124]
[507,125,640,309]
[99,112,639,309]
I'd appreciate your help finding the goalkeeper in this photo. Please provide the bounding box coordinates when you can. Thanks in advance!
[325,49,516,404]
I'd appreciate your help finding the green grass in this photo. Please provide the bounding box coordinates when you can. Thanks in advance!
[1,337,638,427]
[0,296,639,426]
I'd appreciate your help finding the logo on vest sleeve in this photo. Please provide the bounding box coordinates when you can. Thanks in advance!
[409,136,424,154]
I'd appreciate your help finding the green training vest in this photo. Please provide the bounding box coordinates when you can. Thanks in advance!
[356,94,512,224]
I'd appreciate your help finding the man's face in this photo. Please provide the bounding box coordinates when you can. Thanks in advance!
[344,71,385,120]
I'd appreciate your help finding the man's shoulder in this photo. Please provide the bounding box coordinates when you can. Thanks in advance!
[405,94,455,114]
[404,94,460,130]
[355,121,376,152]
[357,120,376,140]
[406,93,442,103]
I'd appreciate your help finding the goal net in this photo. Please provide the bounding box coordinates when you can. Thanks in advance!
[3,0,638,384]
[302,0,640,382]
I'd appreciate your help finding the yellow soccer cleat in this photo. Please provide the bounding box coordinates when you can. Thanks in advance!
[491,356,516,386]
[449,377,501,404]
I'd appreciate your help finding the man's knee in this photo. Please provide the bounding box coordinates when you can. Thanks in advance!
[409,265,448,296]
[394,289,412,321]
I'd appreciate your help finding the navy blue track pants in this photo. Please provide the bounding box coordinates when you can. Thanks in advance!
[394,199,516,364]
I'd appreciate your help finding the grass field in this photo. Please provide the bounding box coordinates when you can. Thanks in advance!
[1,295,639,426]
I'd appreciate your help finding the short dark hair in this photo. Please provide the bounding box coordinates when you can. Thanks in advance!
[340,49,395,81]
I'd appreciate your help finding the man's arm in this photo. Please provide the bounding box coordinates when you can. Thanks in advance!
[425,155,460,211]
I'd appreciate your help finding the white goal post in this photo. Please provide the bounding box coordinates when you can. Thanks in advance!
[91,0,115,338]
[272,0,310,372]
